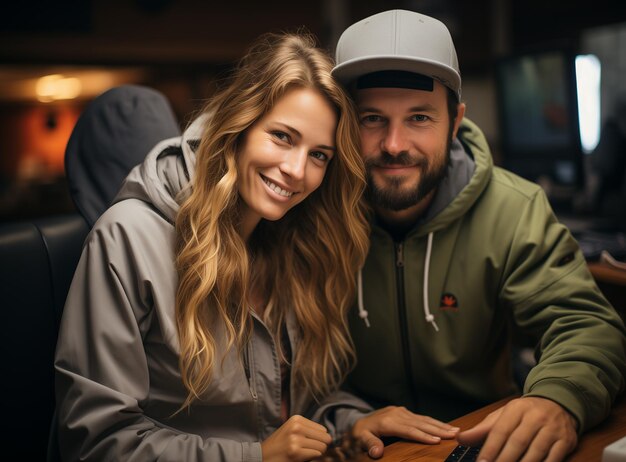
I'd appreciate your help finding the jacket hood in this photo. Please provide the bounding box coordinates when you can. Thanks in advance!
[65,85,181,227]
[113,114,206,223]
[415,117,493,235]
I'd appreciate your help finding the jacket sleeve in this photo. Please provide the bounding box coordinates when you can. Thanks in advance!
[500,189,626,434]
[54,224,262,462]
[309,390,373,438]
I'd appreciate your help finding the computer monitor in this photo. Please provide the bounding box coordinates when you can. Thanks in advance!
[495,49,584,196]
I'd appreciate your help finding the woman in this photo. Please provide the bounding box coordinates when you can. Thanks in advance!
[55,32,458,462]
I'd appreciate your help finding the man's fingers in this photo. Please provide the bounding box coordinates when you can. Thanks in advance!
[456,408,503,446]
[517,426,577,462]
[517,431,558,462]
[456,398,578,462]
[456,422,491,447]
[482,423,539,462]
[543,439,576,462]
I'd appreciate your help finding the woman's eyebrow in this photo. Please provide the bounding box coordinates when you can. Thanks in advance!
[273,122,335,151]
[273,122,301,137]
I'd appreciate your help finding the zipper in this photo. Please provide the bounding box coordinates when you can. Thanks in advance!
[394,241,418,409]
[396,241,405,267]
[243,340,258,400]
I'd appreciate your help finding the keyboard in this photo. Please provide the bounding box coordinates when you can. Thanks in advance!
[444,445,481,461]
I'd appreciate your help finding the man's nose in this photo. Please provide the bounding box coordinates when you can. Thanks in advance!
[381,122,410,156]
[280,148,307,181]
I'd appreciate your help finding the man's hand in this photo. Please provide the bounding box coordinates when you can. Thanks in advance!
[261,415,332,462]
[351,406,460,459]
[456,397,578,462]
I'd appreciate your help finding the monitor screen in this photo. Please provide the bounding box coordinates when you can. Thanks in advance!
[495,50,584,189]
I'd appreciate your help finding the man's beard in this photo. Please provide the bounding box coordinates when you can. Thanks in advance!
[364,135,453,212]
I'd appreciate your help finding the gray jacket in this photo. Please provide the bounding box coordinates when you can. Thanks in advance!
[54,116,371,461]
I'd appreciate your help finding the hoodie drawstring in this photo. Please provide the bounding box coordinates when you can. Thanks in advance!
[357,231,439,332]
[357,270,370,327]
[422,232,439,332]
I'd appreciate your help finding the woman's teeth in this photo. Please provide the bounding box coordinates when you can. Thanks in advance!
[262,176,293,197]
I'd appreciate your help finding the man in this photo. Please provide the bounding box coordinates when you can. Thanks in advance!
[332,9,626,462]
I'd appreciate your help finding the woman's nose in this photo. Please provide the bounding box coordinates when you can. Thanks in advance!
[280,148,307,181]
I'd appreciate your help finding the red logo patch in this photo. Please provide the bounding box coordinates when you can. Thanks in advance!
[439,292,458,311]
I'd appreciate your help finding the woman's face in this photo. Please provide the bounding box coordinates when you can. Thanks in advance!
[237,86,337,237]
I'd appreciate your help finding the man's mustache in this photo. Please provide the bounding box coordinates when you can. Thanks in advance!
[365,151,427,168]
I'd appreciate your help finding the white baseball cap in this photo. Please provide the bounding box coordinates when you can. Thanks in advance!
[333,9,462,100]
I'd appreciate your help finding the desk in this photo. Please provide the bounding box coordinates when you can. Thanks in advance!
[588,262,626,287]
[366,396,626,461]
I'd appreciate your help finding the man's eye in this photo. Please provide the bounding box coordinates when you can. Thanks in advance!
[360,115,384,125]
[410,114,429,122]
[310,151,329,162]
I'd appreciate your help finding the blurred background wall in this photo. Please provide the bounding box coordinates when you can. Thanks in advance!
[1,0,625,225]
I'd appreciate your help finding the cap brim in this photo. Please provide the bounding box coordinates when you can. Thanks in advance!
[332,55,461,97]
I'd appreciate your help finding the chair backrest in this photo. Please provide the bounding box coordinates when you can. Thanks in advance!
[0,213,89,461]
[0,84,180,460]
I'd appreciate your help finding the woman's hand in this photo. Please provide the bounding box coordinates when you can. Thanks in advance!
[352,406,460,458]
[261,415,333,462]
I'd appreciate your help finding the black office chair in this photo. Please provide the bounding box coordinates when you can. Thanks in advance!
[0,85,180,461]
[0,214,89,461]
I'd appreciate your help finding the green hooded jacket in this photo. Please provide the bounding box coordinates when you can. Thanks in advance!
[347,118,626,433]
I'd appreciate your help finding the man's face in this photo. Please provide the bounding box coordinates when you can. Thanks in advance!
[355,82,463,211]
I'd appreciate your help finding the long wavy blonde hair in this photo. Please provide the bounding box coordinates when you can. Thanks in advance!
[175,32,369,409]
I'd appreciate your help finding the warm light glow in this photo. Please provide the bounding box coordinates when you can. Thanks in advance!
[0,66,148,102]
[19,105,82,176]
[575,54,601,154]
[36,74,82,102]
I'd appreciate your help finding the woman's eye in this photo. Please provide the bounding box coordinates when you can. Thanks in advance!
[272,131,290,143]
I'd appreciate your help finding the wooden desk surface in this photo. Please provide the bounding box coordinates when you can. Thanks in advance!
[363,396,626,461]
[588,261,626,287]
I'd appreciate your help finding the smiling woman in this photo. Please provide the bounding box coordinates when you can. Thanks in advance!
[54,32,375,462]
[236,86,337,237]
